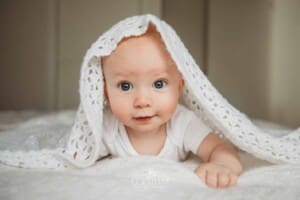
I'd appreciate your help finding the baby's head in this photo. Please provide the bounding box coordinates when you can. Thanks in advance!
[101,25,184,133]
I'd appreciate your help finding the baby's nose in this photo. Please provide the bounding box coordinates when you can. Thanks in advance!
[133,90,152,108]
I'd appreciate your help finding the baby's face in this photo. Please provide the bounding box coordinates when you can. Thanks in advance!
[102,31,184,134]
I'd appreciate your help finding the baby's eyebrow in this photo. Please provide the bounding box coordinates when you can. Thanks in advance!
[109,66,174,78]
[112,69,141,74]
[111,70,132,77]
[152,71,169,78]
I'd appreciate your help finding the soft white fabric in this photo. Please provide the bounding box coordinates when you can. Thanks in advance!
[101,104,211,160]
[0,111,300,199]
[1,154,300,200]
[0,14,299,169]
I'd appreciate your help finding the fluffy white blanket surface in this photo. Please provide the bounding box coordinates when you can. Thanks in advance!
[0,111,299,200]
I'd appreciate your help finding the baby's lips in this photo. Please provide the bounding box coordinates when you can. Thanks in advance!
[134,116,153,121]
[133,114,156,119]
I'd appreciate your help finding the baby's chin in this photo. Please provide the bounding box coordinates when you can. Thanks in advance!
[124,120,167,135]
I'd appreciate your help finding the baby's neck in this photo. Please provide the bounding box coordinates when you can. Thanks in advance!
[125,124,166,140]
[125,124,167,155]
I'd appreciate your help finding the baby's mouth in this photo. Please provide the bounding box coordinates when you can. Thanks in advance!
[133,115,156,122]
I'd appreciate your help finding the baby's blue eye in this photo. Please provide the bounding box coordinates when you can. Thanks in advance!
[119,82,133,91]
[153,80,167,89]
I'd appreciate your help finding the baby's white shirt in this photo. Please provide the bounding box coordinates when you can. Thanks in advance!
[100,104,211,161]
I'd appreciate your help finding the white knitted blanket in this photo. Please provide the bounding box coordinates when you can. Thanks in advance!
[0,14,299,170]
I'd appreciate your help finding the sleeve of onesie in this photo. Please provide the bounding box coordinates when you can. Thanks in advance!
[183,112,212,155]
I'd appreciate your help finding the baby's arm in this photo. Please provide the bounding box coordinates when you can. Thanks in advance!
[194,133,243,188]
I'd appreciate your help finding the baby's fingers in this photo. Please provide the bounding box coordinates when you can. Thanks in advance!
[206,171,218,188]
[228,174,238,187]
[218,173,238,188]
[194,164,239,188]
[218,173,230,188]
[195,166,223,188]
[194,166,207,183]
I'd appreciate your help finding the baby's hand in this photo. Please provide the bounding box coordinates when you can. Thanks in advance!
[194,162,239,188]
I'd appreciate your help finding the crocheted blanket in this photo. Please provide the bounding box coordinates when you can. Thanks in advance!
[0,14,299,169]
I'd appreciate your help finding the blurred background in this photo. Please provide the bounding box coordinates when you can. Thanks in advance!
[0,0,299,127]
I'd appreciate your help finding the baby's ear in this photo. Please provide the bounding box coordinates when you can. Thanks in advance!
[103,80,109,102]
[178,76,185,94]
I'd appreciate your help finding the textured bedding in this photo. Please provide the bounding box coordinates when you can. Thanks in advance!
[0,111,299,200]
[1,154,300,200]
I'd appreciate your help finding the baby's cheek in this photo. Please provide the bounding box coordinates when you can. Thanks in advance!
[108,98,130,122]
[111,106,129,124]
[157,94,178,119]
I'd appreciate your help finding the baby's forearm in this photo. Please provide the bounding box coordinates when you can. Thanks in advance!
[208,143,243,175]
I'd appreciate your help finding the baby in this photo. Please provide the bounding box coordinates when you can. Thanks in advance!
[101,25,242,188]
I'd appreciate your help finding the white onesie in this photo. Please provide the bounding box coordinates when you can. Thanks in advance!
[100,104,211,161]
